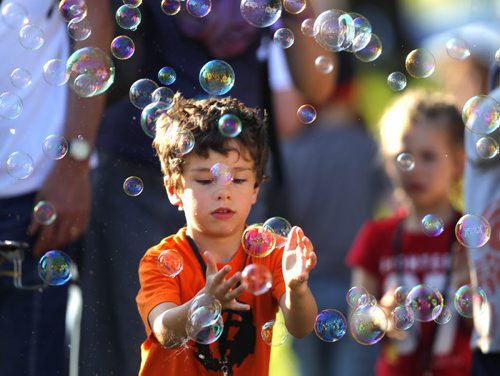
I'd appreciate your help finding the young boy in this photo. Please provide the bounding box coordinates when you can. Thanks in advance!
[136,94,317,375]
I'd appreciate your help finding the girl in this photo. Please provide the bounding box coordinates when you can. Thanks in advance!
[347,89,471,376]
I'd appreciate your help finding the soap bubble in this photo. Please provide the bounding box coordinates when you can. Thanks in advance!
[405,284,443,322]
[354,33,382,62]
[199,60,235,96]
[346,286,368,308]
[67,16,92,41]
[394,286,410,305]
[123,176,144,196]
[263,216,291,249]
[350,304,388,345]
[123,0,142,7]
[158,66,177,86]
[462,95,500,135]
[10,68,32,89]
[210,162,233,185]
[66,47,115,97]
[454,284,488,318]
[43,59,69,86]
[387,72,407,91]
[161,0,181,15]
[357,293,377,307]
[38,250,72,286]
[141,101,170,138]
[283,0,306,15]
[172,130,195,156]
[186,315,223,344]
[475,137,499,159]
[390,305,415,330]
[314,309,347,342]
[19,24,44,50]
[313,9,354,52]
[434,304,452,324]
[240,0,282,28]
[6,151,33,179]
[218,114,242,138]
[242,225,276,258]
[0,91,23,120]
[33,200,57,225]
[110,35,135,60]
[301,18,317,37]
[445,37,470,60]
[345,12,372,52]
[43,135,69,160]
[405,49,435,78]
[314,55,334,74]
[152,87,175,107]
[242,263,273,295]
[455,214,491,248]
[273,28,295,49]
[396,152,415,171]
[261,319,288,346]
[59,0,87,22]
[188,293,221,328]
[1,1,29,29]
[297,104,316,124]
[115,5,141,31]
[157,249,184,277]
[421,214,444,237]
[186,0,212,18]
[129,78,158,109]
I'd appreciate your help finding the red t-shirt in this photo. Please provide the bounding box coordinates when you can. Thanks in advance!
[136,227,286,376]
[346,212,472,376]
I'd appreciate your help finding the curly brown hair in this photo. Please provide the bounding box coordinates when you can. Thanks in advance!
[153,93,269,189]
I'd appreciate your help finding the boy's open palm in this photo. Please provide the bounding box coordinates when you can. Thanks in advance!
[282,226,317,289]
[203,251,250,311]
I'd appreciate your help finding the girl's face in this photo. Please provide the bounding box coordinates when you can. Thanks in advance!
[396,122,463,211]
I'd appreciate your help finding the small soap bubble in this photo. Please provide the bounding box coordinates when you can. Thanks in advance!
[161,0,181,15]
[354,33,382,62]
[462,95,500,135]
[476,137,499,159]
[115,5,141,31]
[313,9,354,52]
[210,162,233,185]
[345,12,372,52]
[283,0,306,14]
[173,130,195,156]
[59,0,87,22]
[346,286,368,308]
[405,49,435,79]
[387,72,407,91]
[33,200,57,225]
[186,0,212,18]
[314,309,347,342]
[405,284,443,322]
[242,263,273,295]
[129,78,159,109]
[263,216,291,249]
[455,214,491,248]
[38,250,72,286]
[123,0,142,7]
[218,114,242,138]
[350,304,388,345]
[157,249,183,277]
[141,101,170,139]
[67,16,91,41]
[10,68,32,89]
[390,305,415,330]
[445,37,470,61]
[273,28,295,49]
[152,87,174,107]
[394,286,409,305]
[158,66,176,86]
[297,104,316,124]
[199,60,235,96]
[434,304,452,324]
[123,176,144,196]
[1,2,29,29]
[314,55,334,74]
[69,138,90,161]
[110,35,135,60]
[188,293,221,328]
[0,91,23,119]
[240,0,282,28]
[242,225,276,258]
[454,284,488,318]
[301,18,317,37]
[186,315,223,344]
[6,151,33,179]
[43,135,69,160]
[396,152,415,171]
[421,214,444,237]
[43,59,69,86]
[261,319,288,346]
[358,293,377,307]
[66,47,115,97]
[19,24,44,50]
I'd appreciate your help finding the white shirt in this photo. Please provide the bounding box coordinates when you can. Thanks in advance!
[0,0,69,198]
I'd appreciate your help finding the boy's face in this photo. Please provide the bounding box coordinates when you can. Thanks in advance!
[396,122,463,211]
[166,147,260,240]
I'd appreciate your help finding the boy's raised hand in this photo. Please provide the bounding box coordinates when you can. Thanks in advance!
[202,251,250,311]
[282,226,317,289]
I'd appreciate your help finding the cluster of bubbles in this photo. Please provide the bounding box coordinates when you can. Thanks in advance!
[123,176,144,196]
[241,216,292,258]
[38,250,72,286]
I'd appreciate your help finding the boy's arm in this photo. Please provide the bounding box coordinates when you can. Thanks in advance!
[279,226,318,338]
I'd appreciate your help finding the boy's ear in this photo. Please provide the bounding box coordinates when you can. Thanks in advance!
[164,177,182,208]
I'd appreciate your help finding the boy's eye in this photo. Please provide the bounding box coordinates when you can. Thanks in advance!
[232,178,247,184]
[195,179,214,185]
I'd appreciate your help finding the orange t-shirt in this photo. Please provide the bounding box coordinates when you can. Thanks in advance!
[136,227,286,376]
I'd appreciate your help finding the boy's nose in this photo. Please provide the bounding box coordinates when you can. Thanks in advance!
[216,185,231,200]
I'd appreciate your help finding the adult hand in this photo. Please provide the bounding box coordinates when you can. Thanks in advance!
[28,159,91,257]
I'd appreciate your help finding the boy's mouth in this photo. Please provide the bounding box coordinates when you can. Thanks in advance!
[211,207,235,219]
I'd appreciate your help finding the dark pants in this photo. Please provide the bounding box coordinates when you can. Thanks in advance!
[0,192,69,376]
[472,349,500,376]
